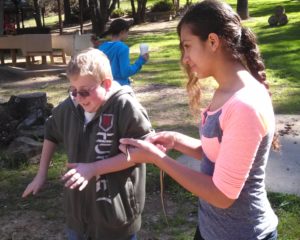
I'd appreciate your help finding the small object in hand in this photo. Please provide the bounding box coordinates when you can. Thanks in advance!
[139,43,149,55]
[126,146,131,161]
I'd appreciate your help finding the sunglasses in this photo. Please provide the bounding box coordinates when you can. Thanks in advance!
[68,85,98,98]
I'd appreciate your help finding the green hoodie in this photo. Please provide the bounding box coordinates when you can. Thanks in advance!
[45,85,153,239]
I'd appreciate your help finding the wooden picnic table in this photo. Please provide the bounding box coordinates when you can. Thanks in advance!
[0,34,57,66]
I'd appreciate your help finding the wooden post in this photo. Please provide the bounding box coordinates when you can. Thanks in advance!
[11,49,17,66]
[0,50,4,65]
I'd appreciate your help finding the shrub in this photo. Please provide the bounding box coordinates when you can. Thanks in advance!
[125,9,133,18]
[151,0,173,12]
[111,8,126,18]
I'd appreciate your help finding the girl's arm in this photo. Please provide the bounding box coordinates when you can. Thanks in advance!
[147,131,203,160]
[120,138,234,208]
[118,47,146,78]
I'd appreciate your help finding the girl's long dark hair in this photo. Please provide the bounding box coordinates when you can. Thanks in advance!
[177,0,279,150]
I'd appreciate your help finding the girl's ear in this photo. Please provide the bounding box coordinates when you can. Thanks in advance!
[102,79,112,90]
[207,33,220,52]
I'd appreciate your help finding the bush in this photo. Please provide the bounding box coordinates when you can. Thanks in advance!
[151,0,174,12]
[111,8,126,18]
[125,9,133,18]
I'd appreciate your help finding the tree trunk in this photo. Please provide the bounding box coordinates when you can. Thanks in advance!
[89,0,105,35]
[89,0,118,35]
[173,0,179,11]
[79,0,83,33]
[0,0,3,35]
[81,0,90,21]
[11,0,21,29]
[57,0,63,34]
[130,0,136,18]
[132,0,147,24]
[63,0,72,24]
[33,0,43,27]
[237,0,249,20]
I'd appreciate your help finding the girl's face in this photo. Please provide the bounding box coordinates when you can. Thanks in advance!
[180,24,214,79]
[69,75,107,113]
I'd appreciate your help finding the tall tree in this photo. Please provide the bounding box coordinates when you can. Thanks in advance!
[89,0,118,35]
[0,0,4,35]
[237,0,249,20]
[32,0,42,27]
[57,0,63,34]
[130,0,147,24]
[63,0,72,24]
[11,0,21,29]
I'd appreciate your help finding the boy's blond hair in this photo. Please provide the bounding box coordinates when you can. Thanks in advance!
[66,48,113,83]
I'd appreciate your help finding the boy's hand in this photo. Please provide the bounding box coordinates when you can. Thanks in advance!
[22,174,47,198]
[62,163,95,191]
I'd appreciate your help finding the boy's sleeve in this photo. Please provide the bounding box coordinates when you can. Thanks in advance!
[44,111,62,144]
[118,95,153,140]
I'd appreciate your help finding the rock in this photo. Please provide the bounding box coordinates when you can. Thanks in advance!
[4,136,43,168]
[268,6,288,27]
[268,15,278,27]
[18,125,45,140]
[0,106,18,145]
[7,92,47,120]
[278,14,288,26]
[274,5,285,17]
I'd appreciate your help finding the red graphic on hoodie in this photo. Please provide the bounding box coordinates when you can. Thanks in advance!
[99,114,114,132]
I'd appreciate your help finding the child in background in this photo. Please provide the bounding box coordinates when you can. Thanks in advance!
[98,18,149,86]
[120,1,278,239]
[22,48,153,240]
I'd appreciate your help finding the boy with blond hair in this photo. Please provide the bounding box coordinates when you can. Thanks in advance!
[23,48,153,240]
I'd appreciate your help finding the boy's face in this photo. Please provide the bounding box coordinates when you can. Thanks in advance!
[69,75,107,113]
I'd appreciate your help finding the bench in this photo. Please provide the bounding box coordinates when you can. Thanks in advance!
[25,49,66,66]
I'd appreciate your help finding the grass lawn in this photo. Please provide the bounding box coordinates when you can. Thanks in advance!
[127,0,300,114]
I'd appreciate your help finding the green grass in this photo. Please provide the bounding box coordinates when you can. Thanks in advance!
[0,151,66,217]
[126,0,300,114]
[268,192,300,239]
[23,14,63,28]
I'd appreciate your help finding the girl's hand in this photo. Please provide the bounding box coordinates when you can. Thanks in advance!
[142,53,149,61]
[62,163,95,191]
[146,131,177,151]
[119,138,166,165]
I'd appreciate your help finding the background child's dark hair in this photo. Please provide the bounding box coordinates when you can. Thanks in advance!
[100,18,130,38]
